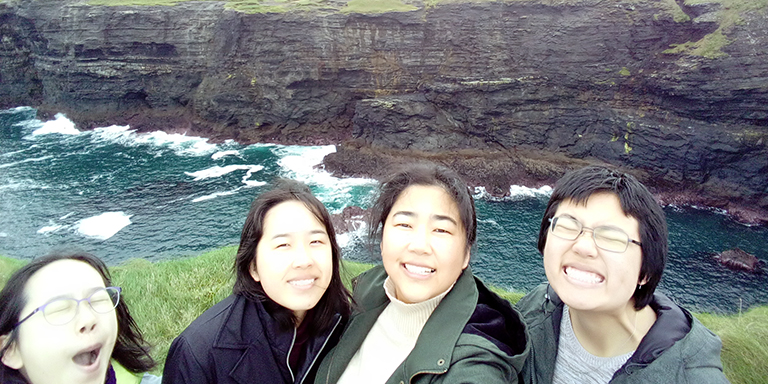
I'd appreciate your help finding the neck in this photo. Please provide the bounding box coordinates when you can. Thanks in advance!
[567,303,656,357]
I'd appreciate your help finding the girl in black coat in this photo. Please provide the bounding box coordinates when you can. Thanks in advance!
[163,180,351,384]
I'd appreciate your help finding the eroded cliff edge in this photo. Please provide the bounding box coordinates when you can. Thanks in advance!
[1,0,766,222]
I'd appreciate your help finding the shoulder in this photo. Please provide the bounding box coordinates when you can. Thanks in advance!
[515,283,552,319]
[350,265,388,308]
[176,294,240,342]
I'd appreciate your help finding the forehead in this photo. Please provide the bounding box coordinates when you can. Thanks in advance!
[556,192,638,226]
[24,260,106,305]
[392,185,460,217]
[262,200,325,233]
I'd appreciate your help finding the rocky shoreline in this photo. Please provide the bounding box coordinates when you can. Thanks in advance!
[3,0,766,224]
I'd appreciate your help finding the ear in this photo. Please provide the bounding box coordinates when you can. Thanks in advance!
[249,261,260,282]
[638,276,648,286]
[0,334,23,370]
[461,249,471,270]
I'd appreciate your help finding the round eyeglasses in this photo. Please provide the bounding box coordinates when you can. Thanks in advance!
[549,216,642,253]
[14,287,121,328]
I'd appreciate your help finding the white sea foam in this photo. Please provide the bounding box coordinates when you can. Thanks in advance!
[273,145,376,208]
[336,221,368,248]
[37,224,64,235]
[185,164,265,181]
[0,106,35,114]
[134,131,218,156]
[509,184,552,198]
[90,125,219,157]
[31,113,80,136]
[192,190,238,202]
[74,212,132,240]
[0,155,54,169]
[212,150,241,160]
[473,185,552,201]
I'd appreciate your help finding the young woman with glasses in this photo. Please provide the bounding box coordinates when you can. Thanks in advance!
[315,163,529,384]
[516,166,728,383]
[162,180,351,384]
[0,251,157,384]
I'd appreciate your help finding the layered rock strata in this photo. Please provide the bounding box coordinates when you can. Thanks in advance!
[1,0,766,222]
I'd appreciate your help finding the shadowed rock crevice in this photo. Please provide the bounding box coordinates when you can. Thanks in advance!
[1,0,766,222]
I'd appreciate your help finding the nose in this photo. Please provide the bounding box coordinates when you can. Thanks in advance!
[75,302,99,334]
[407,227,430,255]
[291,243,313,268]
[571,228,598,257]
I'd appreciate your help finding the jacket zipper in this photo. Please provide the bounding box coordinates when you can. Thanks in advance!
[286,327,298,383]
[299,316,342,384]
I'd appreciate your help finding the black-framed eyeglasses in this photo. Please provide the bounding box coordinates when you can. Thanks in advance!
[549,216,642,253]
[14,287,121,328]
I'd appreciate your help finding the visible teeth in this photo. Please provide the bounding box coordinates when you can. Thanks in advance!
[289,279,314,286]
[565,267,604,284]
[404,264,435,275]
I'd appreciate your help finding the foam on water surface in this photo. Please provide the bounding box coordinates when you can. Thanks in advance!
[74,212,132,240]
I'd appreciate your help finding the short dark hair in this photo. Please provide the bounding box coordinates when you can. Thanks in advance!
[537,166,668,310]
[0,251,156,381]
[368,162,477,253]
[233,179,351,333]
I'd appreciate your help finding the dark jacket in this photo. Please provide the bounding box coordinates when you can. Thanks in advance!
[163,294,343,384]
[315,266,529,384]
[516,284,730,384]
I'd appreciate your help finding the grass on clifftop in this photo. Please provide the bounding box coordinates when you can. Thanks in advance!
[1,249,766,382]
[664,0,768,58]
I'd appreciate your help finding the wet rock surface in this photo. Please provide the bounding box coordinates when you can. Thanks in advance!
[714,248,764,272]
[1,0,766,222]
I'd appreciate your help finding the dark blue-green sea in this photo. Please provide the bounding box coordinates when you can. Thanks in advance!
[2,106,767,314]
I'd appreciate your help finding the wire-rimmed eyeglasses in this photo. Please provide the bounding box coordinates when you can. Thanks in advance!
[14,287,121,328]
[549,216,642,253]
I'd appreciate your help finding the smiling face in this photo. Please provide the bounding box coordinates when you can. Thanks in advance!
[252,200,333,323]
[381,185,470,304]
[1,260,118,384]
[543,192,644,314]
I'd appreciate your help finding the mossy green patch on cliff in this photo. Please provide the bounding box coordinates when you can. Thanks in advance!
[341,0,418,14]
[664,0,768,58]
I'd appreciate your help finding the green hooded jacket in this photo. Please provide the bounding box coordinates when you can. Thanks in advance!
[315,266,529,384]
[516,284,729,384]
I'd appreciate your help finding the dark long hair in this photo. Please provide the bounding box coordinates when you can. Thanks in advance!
[537,166,668,310]
[233,179,351,333]
[368,162,477,254]
[0,251,156,382]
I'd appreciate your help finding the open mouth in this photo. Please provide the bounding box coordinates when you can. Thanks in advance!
[404,263,435,275]
[72,345,101,367]
[564,266,605,285]
[289,278,316,287]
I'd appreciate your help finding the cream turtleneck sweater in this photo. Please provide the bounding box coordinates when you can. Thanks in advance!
[336,277,454,384]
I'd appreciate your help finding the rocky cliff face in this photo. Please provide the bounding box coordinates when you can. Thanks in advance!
[1,0,766,222]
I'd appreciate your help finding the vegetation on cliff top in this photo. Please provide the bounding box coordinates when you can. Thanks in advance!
[1,248,766,382]
[664,0,768,58]
[81,0,767,58]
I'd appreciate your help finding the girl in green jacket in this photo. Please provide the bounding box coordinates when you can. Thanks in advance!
[316,162,528,384]
[516,166,729,383]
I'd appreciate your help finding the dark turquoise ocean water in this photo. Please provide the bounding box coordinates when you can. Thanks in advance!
[2,107,767,314]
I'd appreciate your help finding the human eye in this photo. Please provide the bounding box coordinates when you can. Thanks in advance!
[89,289,115,312]
[554,217,580,234]
[393,222,412,229]
[275,243,290,249]
[43,299,75,317]
[595,228,629,251]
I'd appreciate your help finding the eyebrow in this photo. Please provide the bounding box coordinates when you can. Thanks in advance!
[270,229,328,240]
[392,211,459,226]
